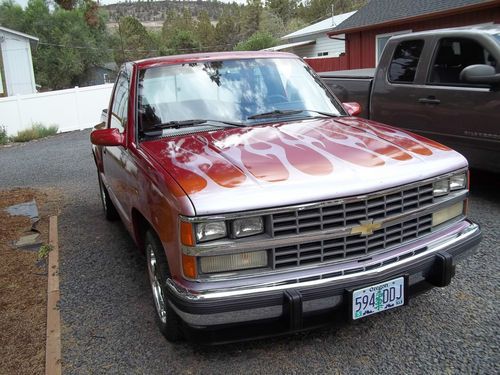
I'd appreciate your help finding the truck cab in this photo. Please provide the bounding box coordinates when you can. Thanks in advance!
[321,25,500,173]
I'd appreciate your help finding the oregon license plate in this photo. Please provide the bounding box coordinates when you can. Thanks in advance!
[352,277,405,320]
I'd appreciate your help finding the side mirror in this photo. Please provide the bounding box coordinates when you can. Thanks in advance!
[460,64,500,84]
[91,128,125,147]
[342,102,362,116]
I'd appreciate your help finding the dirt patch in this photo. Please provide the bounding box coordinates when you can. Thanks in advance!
[0,188,61,375]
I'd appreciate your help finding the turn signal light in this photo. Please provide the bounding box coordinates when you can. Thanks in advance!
[182,254,197,278]
[180,221,194,246]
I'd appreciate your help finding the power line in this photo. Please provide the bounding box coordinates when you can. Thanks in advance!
[37,40,233,52]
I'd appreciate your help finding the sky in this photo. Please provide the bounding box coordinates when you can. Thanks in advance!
[13,0,246,8]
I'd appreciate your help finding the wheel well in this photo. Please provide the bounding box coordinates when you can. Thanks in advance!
[131,208,152,253]
[92,149,102,172]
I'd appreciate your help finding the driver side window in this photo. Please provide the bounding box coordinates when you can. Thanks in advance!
[428,37,497,86]
[110,71,129,133]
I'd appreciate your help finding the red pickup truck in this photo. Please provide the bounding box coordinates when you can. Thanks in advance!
[91,51,481,343]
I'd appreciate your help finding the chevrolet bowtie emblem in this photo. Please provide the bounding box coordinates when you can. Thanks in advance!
[351,219,382,236]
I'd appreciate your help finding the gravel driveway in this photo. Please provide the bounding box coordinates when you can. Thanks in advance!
[1,130,498,374]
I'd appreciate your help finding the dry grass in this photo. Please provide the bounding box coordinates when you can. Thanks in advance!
[0,188,60,375]
[0,126,7,145]
[11,124,59,143]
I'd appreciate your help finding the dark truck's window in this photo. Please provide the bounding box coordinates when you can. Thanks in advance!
[388,40,424,83]
[110,71,129,133]
[429,37,498,85]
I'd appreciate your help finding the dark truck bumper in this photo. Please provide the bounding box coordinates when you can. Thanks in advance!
[166,221,481,344]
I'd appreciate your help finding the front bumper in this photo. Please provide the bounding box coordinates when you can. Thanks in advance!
[166,220,481,343]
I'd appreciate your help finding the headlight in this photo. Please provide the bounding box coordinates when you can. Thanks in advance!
[433,171,468,197]
[432,202,464,226]
[231,217,264,238]
[195,221,227,242]
[200,251,268,273]
[433,179,449,196]
[450,173,467,191]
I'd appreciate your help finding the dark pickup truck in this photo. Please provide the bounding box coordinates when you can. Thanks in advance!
[320,25,500,173]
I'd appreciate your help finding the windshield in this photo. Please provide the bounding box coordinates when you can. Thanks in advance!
[137,58,344,133]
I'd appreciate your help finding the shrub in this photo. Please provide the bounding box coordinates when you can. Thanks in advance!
[12,123,59,143]
[38,244,53,260]
[234,31,278,51]
[0,126,7,145]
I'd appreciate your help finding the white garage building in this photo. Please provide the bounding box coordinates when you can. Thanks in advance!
[0,26,38,97]
[265,11,356,58]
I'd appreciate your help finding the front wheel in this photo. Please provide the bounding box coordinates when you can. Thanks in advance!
[145,230,183,342]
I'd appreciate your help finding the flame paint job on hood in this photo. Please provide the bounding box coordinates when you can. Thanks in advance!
[141,117,465,215]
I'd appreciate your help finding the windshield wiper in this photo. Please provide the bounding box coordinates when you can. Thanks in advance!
[301,109,340,118]
[153,119,246,130]
[154,119,207,129]
[247,109,339,120]
[247,109,303,120]
[141,119,246,135]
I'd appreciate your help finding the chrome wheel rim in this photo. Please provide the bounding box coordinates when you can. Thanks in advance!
[147,244,167,324]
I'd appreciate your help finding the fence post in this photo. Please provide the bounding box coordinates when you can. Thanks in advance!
[73,86,81,131]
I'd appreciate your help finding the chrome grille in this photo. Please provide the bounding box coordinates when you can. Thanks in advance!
[271,214,433,269]
[270,183,434,237]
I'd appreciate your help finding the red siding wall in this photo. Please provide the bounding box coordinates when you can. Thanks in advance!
[347,6,500,69]
[304,55,349,72]
[307,5,500,72]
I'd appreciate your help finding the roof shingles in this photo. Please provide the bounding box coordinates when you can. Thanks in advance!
[329,0,496,34]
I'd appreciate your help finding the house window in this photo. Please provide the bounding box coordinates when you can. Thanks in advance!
[376,30,412,63]
[317,52,329,57]
[388,39,424,83]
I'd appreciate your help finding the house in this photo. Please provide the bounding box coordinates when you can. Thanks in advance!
[264,11,356,59]
[0,26,38,97]
[314,0,500,72]
[80,62,118,87]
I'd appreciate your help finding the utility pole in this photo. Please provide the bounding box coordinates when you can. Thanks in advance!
[331,3,336,27]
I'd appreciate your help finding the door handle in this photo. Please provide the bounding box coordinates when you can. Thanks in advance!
[418,97,441,105]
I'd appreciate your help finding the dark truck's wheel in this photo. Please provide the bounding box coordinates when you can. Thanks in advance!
[145,230,183,342]
[98,174,119,221]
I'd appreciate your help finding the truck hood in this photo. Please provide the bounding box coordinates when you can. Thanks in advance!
[141,117,467,215]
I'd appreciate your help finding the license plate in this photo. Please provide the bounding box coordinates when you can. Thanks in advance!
[352,277,405,320]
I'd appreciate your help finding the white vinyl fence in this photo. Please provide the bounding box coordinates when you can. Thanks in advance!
[0,83,114,136]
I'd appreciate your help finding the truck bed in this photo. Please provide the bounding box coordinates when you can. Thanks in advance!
[319,68,376,79]
[319,69,375,118]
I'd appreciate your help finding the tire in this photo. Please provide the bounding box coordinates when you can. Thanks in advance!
[145,230,183,342]
[97,174,119,221]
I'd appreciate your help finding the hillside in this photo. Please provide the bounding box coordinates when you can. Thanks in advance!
[103,0,231,25]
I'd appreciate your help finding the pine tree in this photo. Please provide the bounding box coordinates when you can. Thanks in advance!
[196,10,216,51]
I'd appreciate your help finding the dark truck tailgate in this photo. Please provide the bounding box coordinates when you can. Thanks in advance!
[319,69,375,118]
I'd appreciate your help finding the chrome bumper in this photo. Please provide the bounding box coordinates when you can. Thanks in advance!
[166,221,481,329]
